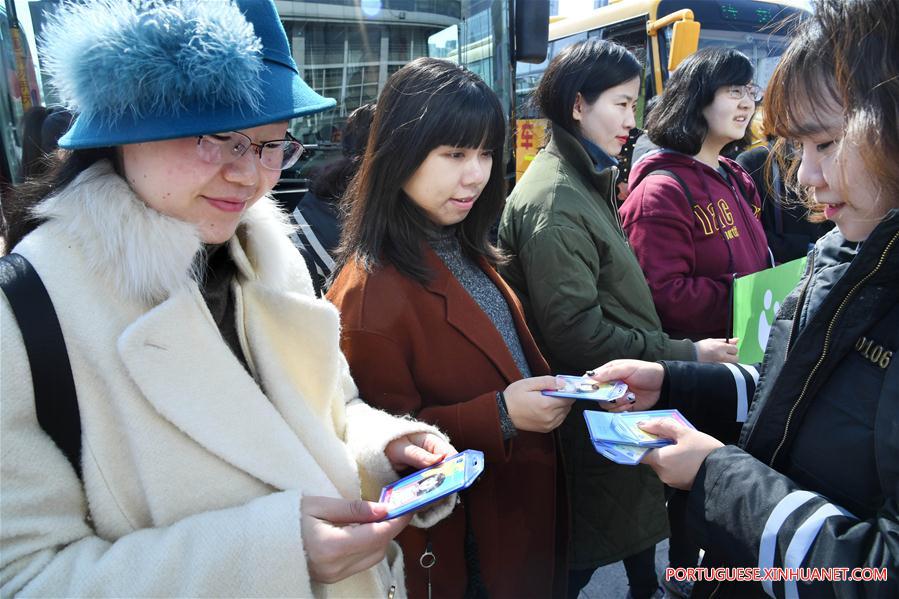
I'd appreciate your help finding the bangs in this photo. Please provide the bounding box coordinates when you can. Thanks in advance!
[713,54,754,88]
[764,38,840,139]
[426,85,505,152]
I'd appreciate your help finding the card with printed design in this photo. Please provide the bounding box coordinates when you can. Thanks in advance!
[612,410,695,447]
[542,375,634,403]
[379,450,484,519]
[592,439,651,466]
[583,409,695,465]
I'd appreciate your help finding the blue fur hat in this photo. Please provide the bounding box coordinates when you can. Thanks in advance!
[43,0,336,149]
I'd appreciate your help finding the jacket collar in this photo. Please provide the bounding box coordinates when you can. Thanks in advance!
[546,124,616,196]
[580,135,619,172]
[420,245,547,381]
[34,161,355,494]
[813,208,899,288]
[31,160,304,306]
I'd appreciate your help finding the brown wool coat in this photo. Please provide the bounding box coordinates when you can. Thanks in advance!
[328,247,567,599]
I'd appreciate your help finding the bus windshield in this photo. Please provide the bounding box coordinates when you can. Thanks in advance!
[693,28,788,91]
[659,0,809,91]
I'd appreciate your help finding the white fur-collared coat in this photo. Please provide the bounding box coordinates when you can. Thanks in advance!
[0,161,451,597]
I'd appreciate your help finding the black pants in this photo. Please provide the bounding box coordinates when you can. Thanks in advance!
[567,544,658,599]
[667,489,700,569]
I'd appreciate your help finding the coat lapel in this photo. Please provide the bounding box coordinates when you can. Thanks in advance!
[482,262,551,376]
[118,287,341,495]
[422,248,533,384]
[239,280,362,499]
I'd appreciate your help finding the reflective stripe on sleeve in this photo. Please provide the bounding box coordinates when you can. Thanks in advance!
[783,503,855,599]
[723,363,749,422]
[759,490,818,597]
[742,363,760,386]
[293,208,336,272]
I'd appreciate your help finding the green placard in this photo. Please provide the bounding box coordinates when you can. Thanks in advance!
[732,257,807,363]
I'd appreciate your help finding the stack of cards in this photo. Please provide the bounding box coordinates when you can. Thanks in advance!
[583,409,695,465]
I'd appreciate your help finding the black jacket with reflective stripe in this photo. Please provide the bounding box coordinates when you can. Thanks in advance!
[662,209,899,598]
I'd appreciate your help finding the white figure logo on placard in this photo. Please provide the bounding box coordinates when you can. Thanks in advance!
[758,289,780,352]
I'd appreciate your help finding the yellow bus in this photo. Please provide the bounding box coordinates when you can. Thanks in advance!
[436,0,810,181]
[514,0,811,179]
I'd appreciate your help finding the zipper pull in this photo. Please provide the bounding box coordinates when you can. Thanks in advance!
[420,540,437,599]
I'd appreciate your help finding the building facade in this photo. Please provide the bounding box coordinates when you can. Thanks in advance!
[277,0,461,144]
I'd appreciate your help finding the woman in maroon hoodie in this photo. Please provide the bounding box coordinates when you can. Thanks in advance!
[621,48,771,342]
[619,47,772,597]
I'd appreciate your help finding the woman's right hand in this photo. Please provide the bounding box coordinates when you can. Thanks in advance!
[694,338,739,363]
[587,360,664,413]
[504,376,574,433]
[301,496,411,584]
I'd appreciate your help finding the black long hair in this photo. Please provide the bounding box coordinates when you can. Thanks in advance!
[336,57,506,284]
[4,148,117,253]
[309,103,375,202]
[648,47,755,156]
[20,106,75,180]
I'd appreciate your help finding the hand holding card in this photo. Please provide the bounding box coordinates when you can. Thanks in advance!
[583,409,696,465]
[542,375,635,404]
[506,376,574,433]
[612,410,695,447]
[379,450,484,519]
[640,418,724,489]
[586,360,664,412]
[301,495,411,583]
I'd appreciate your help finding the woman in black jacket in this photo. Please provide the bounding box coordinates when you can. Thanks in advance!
[592,1,898,597]
[290,103,375,296]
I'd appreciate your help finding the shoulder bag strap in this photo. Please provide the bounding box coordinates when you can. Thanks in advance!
[0,253,82,478]
[648,169,698,208]
[719,161,752,207]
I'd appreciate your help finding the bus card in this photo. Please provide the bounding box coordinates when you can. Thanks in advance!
[379,449,484,519]
[543,375,633,403]
[611,410,695,447]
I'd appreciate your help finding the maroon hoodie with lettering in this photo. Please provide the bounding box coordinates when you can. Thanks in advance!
[620,149,770,339]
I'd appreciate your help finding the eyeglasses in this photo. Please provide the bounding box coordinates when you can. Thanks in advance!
[725,83,763,103]
[196,130,304,171]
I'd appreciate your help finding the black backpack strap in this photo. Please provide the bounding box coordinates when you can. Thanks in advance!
[719,161,753,208]
[0,253,82,478]
[647,169,698,208]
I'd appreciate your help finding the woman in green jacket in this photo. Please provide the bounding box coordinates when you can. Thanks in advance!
[498,39,738,599]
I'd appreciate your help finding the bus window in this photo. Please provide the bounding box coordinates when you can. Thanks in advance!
[514,31,585,118]
[599,19,650,124]
[511,33,568,177]
[657,0,804,92]
[691,29,788,90]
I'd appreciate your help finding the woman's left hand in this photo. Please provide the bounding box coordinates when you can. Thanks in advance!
[385,432,456,471]
[640,419,724,490]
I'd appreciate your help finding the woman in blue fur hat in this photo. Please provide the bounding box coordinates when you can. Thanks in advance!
[0,1,456,596]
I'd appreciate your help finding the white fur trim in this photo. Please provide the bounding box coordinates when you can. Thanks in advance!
[231,196,308,295]
[32,161,200,305]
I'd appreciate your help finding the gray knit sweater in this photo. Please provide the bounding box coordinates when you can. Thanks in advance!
[429,230,532,439]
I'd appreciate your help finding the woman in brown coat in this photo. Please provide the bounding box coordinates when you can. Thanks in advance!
[328,58,573,598]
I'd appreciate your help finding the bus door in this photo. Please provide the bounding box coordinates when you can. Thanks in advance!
[432,0,548,184]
